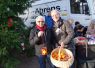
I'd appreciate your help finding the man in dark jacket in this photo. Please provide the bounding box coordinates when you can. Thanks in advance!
[51,10,75,68]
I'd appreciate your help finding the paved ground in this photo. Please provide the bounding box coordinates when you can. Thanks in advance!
[17,56,39,68]
[17,55,51,68]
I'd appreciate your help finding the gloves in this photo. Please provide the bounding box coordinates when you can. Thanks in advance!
[38,31,44,37]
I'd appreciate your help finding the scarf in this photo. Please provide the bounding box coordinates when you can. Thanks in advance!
[36,24,46,31]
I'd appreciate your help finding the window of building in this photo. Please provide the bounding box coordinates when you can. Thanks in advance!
[70,0,89,14]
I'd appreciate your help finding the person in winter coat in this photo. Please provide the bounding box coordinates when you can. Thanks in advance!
[29,16,56,68]
[67,18,74,29]
[39,11,54,29]
[74,21,84,37]
[75,24,84,37]
[76,20,95,68]
[45,11,54,29]
[51,10,75,68]
[86,19,95,35]
[74,21,80,32]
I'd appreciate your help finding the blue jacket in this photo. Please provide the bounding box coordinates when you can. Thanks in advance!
[45,16,54,29]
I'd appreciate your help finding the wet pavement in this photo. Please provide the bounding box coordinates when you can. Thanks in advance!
[17,56,50,68]
[17,56,39,68]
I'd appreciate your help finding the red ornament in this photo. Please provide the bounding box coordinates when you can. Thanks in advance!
[7,17,13,27]
[8,22,12,27]
[8,18,13,23]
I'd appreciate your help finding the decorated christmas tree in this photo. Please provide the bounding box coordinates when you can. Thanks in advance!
[0,0,34,68]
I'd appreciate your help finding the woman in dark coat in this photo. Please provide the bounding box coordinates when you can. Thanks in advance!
[29,16,56,68]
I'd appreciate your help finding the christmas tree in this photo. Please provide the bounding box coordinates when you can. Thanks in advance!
[0,0,34,68]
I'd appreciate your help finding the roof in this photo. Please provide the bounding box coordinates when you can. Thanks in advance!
[32,0,56,5]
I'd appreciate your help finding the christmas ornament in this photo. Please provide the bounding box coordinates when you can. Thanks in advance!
[7,17,13,27]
